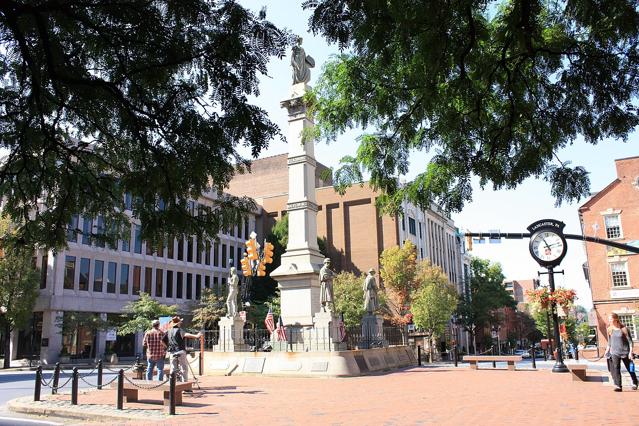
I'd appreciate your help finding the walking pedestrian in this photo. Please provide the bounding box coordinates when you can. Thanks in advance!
[142,319,166,381]
[605,313,638,391]
[163,316,201,383]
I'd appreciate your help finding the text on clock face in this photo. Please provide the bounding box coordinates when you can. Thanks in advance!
[532,232,565,260]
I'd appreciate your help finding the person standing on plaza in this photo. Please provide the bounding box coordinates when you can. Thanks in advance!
[163,316,202,382]
[142,319,166,381]
[604,313,638,391]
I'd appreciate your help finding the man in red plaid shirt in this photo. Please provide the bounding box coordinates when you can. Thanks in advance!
[143,319,166,380]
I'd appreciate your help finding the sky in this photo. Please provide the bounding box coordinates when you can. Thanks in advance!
[237,1,639,309]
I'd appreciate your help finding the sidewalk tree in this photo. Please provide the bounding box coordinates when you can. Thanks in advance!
[56,311,110,359]
[411,261,458,362]
[379,240,418,325]
[304,0,639,213]
[191,288,226,330]
[334,271,366,327]
[116,293,176,335]
[455,258,515,349]
[0,1,292,250]
[0,238,40,368]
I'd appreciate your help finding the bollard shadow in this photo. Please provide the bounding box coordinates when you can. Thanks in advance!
[186,387,264,397]
[584,376,608,383]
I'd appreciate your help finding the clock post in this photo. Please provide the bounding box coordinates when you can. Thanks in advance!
[527,219,569,373]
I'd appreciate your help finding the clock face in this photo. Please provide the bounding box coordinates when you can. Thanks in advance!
[531,231,566,263]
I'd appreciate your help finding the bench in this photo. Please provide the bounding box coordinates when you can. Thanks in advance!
[463,355,522,371]
[111,379,193,406]
[567,364,587,381]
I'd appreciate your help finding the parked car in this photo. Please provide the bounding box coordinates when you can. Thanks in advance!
[514,349,531,359]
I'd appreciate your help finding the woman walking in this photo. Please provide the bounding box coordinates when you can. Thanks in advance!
[605,313,638,391]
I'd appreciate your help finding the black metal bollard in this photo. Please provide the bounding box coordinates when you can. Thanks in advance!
[543,348,548,362]
[71,367,79,405]
[454,345,458,367]
[492,347,496,368]
[34,366,42,402]
[417,345,422,366]
[97,359,103,390]
[51,362,60,395]
[116,369,124,410]
[575,347,579,361]
[168,371,176,415]
[531,345,537,369]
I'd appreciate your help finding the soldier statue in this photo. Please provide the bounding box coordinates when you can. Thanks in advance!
[226,267,239,317]
[291,36,315,84]
[319,258,336,312]
[363,268,379,315]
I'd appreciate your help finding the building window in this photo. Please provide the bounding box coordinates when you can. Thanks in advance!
[618,314,637,339]
[133,265,141,296]
[146,240,153,255]
[167,237,175,259]
[134,225,142,254]
[40,255,48,289]
[419,222,423,239]
[186,273,192,299]
[605,214,623,239]
[121,225,131,252]
[196,274,201,300]
[205,241,211,266]
[213,276,219,294]
[214,243,219,267]
[79,258,90,291]
[124,192,132,210]
[176,272,183,299]
[401,214,405,231]
[64,256,76,289]
[205,275,210,289]
[95,216,105,248]
[222,244,227,268]
[120,264,129,295]
[420,248,423,259]
[157,240,163,258]
[94,260,104,292]
[187,238,193,262]
[611,262,629,287]
[156,268,163,298]
[244,219,249,240]
[82,216,92,245]
[408,217,416,236]
[144,267,152,294]
[196,239,202,264]
[107,262,117,293]
[237,247,242,268]
[67,215,78,243]
[166,270,173,298]
[177,238,184,261]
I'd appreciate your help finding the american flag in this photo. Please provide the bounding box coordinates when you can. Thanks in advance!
[337,313,347,342]
[239,311,246,322]
[276,316,287,341]
[264,307,275,333]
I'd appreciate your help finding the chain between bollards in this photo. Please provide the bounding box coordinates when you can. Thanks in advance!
[97,359,103,390]
[116,369,124,410]
[51,362,60,395]
[71,367,79,405]
[34,366,42,402]
[168,371,176,415]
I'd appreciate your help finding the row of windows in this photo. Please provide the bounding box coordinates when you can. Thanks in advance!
[604,214,623,239]
[63,256,230,300]
[611,262,630,288]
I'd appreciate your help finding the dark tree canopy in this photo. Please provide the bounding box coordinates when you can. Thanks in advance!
[304,0,639,213]
[0,0,291,248]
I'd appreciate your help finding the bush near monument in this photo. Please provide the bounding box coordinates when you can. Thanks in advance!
[379,240,418,325]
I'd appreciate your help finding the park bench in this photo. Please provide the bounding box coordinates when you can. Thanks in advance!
[567,364,587,381]
[111,379,193,406]
[463,355,522,371]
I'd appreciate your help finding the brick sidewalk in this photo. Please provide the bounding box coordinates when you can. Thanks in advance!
[26,366,639,425]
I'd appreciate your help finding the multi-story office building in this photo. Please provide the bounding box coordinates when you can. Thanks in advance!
[578,155,639,353]
[11,190,258,364]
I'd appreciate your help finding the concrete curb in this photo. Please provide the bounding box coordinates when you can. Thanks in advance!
[7,396,168,422]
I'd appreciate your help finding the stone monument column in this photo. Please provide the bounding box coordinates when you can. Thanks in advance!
[270,82,324,327]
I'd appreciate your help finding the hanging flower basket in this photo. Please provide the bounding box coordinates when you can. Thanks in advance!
[526,288,577,310]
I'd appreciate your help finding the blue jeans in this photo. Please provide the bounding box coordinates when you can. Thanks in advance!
[146,358,165,381]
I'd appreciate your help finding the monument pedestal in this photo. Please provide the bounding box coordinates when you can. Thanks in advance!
[216,315,249,352]
[360,314,387,349]
[312,310,347,351]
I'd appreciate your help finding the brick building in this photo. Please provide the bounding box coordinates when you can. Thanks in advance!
[578,155,639,353]
[227,154,466,290]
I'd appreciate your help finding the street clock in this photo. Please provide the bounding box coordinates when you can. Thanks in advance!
[527,219,568,267]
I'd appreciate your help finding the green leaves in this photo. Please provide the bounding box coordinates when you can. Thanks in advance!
[118,293,177,335]
[305,0,639,212]
[0,0,292,249]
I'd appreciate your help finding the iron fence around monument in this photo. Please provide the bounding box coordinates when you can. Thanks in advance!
[201,325,406,352]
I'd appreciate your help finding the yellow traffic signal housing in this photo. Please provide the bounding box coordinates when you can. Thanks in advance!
[240,255,251,277]
[256,261,266,277]
[245,238,258,260]
[263,242,274,264]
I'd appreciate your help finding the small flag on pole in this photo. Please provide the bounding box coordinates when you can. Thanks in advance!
[276,316,287,341]
[264,307,275,333]
[239,310,247,322]
[337,313,346,342]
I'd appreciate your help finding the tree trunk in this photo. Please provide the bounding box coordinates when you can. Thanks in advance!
[3,323,11,369]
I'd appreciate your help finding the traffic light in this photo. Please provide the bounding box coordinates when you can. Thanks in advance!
[240,255,252,277]
[245,238,258,260]
[263,242,274,264]
[256,261,266,277]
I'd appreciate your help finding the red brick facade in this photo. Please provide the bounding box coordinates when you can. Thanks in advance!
[579,156,639,352]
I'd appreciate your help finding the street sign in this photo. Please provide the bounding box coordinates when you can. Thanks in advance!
[105,328,117,341]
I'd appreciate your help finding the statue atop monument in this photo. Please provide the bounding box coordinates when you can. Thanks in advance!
[319,258,336,312]
[291,36,315,85]
[363,268,379,315]
[226,267,239,317]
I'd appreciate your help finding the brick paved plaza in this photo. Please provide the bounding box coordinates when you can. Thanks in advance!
[28,365,639,425]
